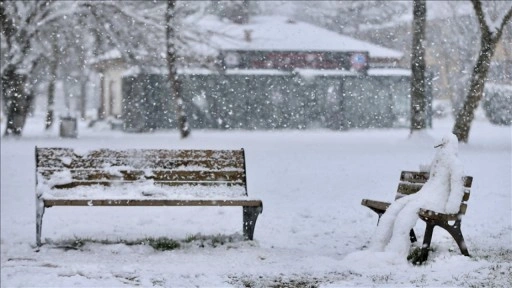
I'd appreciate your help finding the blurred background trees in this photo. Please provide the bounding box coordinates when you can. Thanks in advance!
[1,1,510,140]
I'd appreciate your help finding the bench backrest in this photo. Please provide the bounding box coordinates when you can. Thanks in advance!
[36,147,247,193]
[396,171,473,215]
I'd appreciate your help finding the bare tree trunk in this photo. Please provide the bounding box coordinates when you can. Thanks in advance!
[45,66,57,130]
[78,15,88,121]
[2,66,29,136]
[1,3,30,136]
[79,76,87,120]
[453,0,512,142]
[241,0,250,24]
[452,38,494,142]
[410,0,427,134]
[166,0,190,138]
[45,39,59,130]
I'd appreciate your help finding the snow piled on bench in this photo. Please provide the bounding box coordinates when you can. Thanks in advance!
[38,182,249,200]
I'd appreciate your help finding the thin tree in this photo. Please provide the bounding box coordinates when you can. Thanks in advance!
[1,1,36,136]
[166,0,191,138]
[410,0,427,134]
[453,0,512,142]
[45,37,59,130]
[1,1,85,136]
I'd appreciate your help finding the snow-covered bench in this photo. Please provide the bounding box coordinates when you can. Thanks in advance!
[361,171,473,263]
[35,147,263,247]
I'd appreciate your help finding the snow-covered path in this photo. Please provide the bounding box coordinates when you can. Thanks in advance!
[1,116,510,287]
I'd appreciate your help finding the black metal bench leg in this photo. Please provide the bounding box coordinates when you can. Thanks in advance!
[409,229,417,243]
[453,231,469,257]
[243,205,262,240]
[418,222,435,263]
[36,199,45,247]
[438,220,470,256]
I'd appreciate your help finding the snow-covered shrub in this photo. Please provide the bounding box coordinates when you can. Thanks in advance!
[482,84,512,126]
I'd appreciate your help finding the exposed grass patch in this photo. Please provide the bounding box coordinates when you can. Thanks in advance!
[182,233,245,248]
[46,236,180,251]
[144,237,180,251]
[471,247,512,262]
[229,274,321,288]
[369,273,393,284]
[455,263,512,288]
[46,233,245,252]
[407,246,436,265]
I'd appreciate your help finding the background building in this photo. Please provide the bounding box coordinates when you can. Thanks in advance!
[92,16,428,132]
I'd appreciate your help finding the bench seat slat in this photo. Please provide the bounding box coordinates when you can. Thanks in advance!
[361,199,391,213]
[400,171,473,188]
[37,148,244,164]
[400,171,430,183]
[418,208,461,221]
[43,199,263,207]
[396,183,423,196]
[39,170,246,183]
[462,177,473,188]
[50,181,246,189]
[462,191,470,202]
[36,148,244,157]
[37,159,245,170]
[85,149,244,160]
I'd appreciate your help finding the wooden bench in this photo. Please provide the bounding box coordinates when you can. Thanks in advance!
[361,171,473,263]
[36,147,263,247]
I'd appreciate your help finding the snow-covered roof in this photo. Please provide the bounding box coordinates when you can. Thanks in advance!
[122,66,410,78]
[368,68,411,76]
[197,15,403,59]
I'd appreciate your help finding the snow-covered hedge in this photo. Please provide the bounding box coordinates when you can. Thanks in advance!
[483,83,512,126]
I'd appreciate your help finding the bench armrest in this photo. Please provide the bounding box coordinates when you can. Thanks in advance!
[361,199,391,214]
[418,208,461,222]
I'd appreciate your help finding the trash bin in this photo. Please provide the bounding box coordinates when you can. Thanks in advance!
[59,116,78,138]
[110,119,124,131]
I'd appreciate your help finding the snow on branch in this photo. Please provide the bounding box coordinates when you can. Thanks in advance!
[32,2,82,31]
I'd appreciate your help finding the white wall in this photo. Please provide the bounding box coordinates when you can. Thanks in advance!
[102,67,124,117]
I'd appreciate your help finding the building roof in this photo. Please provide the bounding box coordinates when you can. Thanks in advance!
[91,15,404,72]
[89,49,126,72]
[197,15,403,59]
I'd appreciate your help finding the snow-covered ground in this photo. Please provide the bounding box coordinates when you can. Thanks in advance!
[1,115,511,287]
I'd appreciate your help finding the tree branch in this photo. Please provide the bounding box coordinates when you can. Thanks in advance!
[470,0,490,36]
[94,2,164,31]
[497,6,512,35]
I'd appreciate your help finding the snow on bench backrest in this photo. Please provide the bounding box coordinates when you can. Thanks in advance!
[396,171,473,214]
[36,147,248,200]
